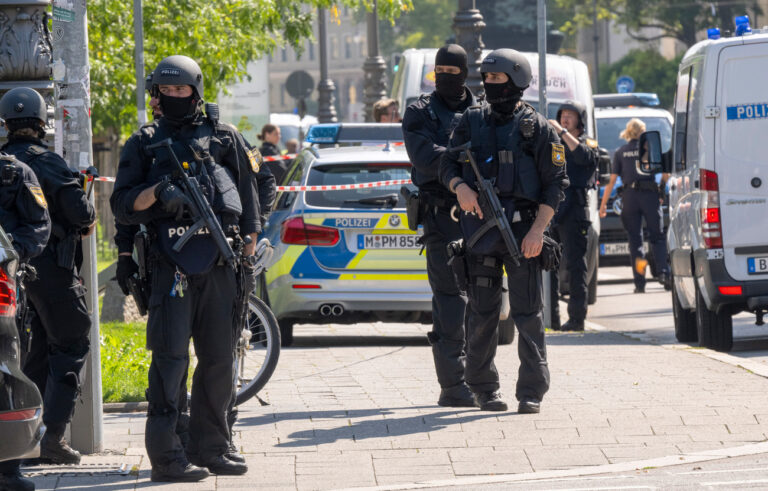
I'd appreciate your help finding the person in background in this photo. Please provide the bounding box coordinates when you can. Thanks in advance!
[284,138,299,156]
[258,124,286,183]
[373,98,401,123]
[599,118,670,293]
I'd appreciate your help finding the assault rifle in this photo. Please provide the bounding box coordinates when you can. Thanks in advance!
[147,138,236,267]
[450,143,523,266]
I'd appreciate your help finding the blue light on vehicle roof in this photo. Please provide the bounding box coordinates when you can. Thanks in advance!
[707,27,721,40]
[635,93,660,106]
[306,124,341,143]
[735,15,751,36]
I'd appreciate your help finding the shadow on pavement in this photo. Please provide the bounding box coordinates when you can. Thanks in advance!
[546,330,644,346]
[239,406,434,426]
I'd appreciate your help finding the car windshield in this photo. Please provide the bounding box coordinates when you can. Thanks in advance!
[597,116,672,158]
[306,163,411,209]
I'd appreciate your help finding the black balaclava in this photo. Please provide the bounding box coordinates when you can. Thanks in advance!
[434,44,468,108]
[483,74,525,115]
[159,90,200,124]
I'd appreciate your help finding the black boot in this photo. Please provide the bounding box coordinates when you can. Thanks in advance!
[518,398,541,414]
[191,455,248,476]
[225,441,246,464]
[151,460,210,483]
[0,470,34,491]
[39,431,81,465]
[437,383,475,408]
[474,391,508,411]
[561,319,585,332]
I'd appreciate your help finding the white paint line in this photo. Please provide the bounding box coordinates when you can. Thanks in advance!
[700,478,768,486]
[337,441,768,491]
[675,466,767,476]
[540,487,655,491]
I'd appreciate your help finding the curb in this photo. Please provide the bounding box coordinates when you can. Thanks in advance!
[103,401,147,413]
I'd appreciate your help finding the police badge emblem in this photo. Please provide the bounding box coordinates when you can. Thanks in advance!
[552,143,566,166]
[248,148,261,173]
[27,184,47,209]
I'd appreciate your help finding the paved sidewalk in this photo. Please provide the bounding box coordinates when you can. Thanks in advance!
[24,322,768,490]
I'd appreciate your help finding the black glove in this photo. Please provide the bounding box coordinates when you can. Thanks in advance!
[538,234,562,272]
[116,255,139,295]
[154,179,191,220]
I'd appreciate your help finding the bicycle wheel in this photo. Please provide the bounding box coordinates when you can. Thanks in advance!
[234,294,280,405]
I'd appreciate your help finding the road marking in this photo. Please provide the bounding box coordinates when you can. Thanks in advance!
[338,441,768,491]
[540,487,655,491]
[701,478,768,486]
[676,466,767,475]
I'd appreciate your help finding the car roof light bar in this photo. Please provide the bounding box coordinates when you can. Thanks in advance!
[306,123,404,144]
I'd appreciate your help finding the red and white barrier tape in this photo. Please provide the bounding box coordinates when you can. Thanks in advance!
[262,153,297,162]
[82,174,413,191]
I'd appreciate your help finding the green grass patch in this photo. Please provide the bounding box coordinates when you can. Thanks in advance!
[100,321,150,403]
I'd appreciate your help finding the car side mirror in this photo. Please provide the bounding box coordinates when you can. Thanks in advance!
[637,130,663,175]
[597,146,611,183]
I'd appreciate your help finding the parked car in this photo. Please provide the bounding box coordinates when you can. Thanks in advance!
[594,94,673,272]
[0,226,44,462]
[666,22,768,352]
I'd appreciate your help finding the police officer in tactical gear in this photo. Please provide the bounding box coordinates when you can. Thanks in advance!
[0,87,96,465]
[440,48,568,413]
[599,118,670,293]
[547,100,599,331]
[0,153,50,491]
[111,55,260,482]
[402,44,477,407]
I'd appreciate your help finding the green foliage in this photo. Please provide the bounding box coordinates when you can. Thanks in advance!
[378,0,454,55]
[88,0,411,138]
[599,49,682,108]
[555,0,761,48]
[100,321,151,403]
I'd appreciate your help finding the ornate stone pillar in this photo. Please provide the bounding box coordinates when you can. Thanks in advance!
[362,0,387,122]
[453,0,485,97]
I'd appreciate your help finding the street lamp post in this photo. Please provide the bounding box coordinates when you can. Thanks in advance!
[363,0,388,122]
[453,0,486,96]
[317,7,338,123]
[592,0,600,93]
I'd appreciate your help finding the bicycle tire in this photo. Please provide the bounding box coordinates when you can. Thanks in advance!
[234,294,281,405]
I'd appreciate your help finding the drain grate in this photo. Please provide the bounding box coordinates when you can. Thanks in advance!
[21,462,132,477]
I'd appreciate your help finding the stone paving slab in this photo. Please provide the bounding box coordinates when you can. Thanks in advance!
[22,320,768,489]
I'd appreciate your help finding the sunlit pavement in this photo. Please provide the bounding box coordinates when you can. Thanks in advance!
[26,266,768,490]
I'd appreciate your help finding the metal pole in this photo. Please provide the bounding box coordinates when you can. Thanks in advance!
[134,0,146,126]
[317,8,338,123]
[363,0,388,122]
[53,0,102,454]
[593,0,600,93]
[453,0,486,97]
[537,0,552,330]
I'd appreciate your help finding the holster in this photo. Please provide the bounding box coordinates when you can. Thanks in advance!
[538,233,562,272]
[130,229,151,316]
[56,234,78,270]
[446,239,469,294]
[400,186,422,231]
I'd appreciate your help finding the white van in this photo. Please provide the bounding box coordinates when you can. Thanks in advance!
[666,28,768,351]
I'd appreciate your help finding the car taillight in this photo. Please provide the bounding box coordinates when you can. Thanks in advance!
[0,268,16,317]
[280,217,340,246]
[700,169,723,249]
[0,408,37,421]
[719,285,743,295]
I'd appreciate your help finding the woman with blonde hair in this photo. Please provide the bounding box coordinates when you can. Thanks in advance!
[599,118,670,293]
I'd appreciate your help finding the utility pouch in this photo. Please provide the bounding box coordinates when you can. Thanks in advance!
[400,186,422,231]
[538,233,562,272]
[446,238,469,293]
[56,234,77,270]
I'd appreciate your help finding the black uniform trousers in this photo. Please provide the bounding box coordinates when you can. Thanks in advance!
[23,252,91,434]
[145,259,236,467]
[422,205,468,391]
[464,222,550,401]
[550,195,590,323]
[620,188,669,289]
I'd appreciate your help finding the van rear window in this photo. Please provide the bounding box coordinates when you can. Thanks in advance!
[306,163,412,209]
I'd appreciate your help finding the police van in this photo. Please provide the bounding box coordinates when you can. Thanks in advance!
[663,18,768,351]
[392,48,601,306]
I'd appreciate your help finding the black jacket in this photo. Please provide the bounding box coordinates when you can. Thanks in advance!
[0,154,50,261]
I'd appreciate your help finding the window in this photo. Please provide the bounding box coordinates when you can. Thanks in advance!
[685,61,704,170]
[331,37,339,59]
[344,36,352,59]
[306,163,412,208]
[276,155,310,209]
[672,66,692,172]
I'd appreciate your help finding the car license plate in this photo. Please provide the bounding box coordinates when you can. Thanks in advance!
[358,234,421,249]
[600,242,630,256]
[748,256,768,274]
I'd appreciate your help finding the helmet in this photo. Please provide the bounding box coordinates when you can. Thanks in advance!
[152,55,204,98]
[0,87,47,123]
[480,48,532,89]
[556,100,587,129]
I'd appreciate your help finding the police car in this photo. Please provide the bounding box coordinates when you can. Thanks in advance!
[594,93,673,270]
[259,124,430,346]
[663,18,768,351]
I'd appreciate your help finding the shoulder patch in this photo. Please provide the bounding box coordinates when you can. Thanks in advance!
[586,138,598,148]
[248,148,262,173]
[27,145,47,156]
[552,143,566,167]
[26,183,47,209]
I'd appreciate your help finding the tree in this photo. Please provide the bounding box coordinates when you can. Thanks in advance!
[88,0,410,138]
[377,0,454,56]
[555,0,762,48]
[599,49,682,108]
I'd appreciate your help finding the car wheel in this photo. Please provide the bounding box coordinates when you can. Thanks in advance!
[671,276,697,343]
[587,262,598,305]
[498,317,516,345]
[695,285,732,352]
[279,319,294,347]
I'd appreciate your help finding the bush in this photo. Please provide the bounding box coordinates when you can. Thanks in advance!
[100,321,151,403]
[599,49,683,109]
